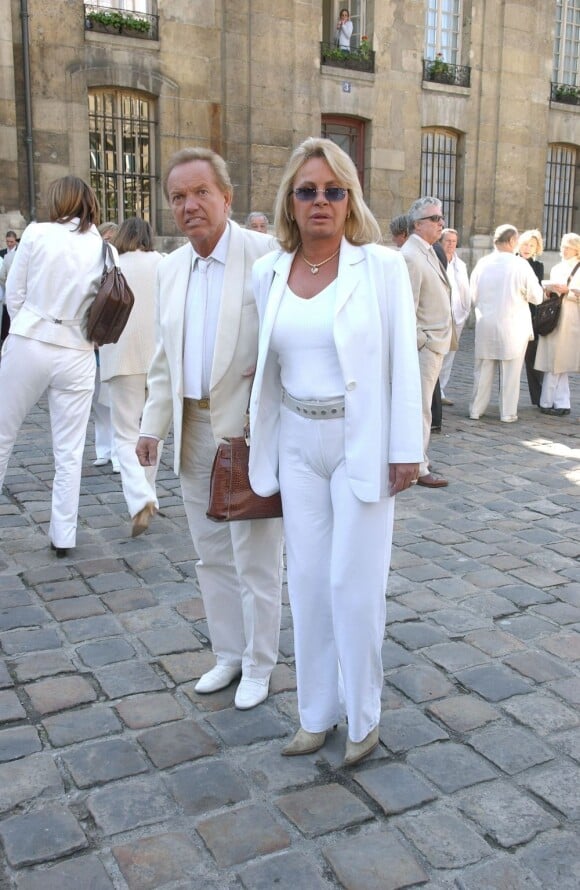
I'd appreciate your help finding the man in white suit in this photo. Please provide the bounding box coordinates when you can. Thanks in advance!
[401,197,453,488]
[469,224,543,422]
[136,148,283,710]
[438,228,471,405]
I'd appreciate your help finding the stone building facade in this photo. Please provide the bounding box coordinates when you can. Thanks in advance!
[1,1,580,265]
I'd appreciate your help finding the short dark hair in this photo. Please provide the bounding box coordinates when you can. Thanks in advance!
[47,176,100,232]
[114,217,155,254]
[5,230,17,239]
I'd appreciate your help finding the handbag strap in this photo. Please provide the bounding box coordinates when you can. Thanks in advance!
[566,261,580,287]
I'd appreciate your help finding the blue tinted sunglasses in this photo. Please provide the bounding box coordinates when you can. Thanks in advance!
[293,187,348,202]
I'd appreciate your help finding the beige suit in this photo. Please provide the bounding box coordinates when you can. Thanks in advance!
[141,221,283,680]
[401,234,452,475]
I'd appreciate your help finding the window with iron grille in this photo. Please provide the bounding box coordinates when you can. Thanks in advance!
[424,0,462,65]
[420,129,458,228]
[553,0,580,85]
[88,90,155,223]
[542,144,577,250]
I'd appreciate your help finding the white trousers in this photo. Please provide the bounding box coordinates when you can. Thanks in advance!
[418,346,444,476]
[279,406,394,743]
[92,362,115,461]
[470,347,526,420]
[0,335,95,547]
[108,374,160,518]
[540,372,570,409]
[439,321,465,395]
[180,403,283,680]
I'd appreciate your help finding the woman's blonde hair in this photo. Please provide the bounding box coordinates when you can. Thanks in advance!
[274,137,382,252]
[518,229,544,257]
[560,232,580,257]
[47,176,100,232]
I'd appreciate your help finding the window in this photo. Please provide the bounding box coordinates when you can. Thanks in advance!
[424,0,462,65]
[554,0,580,85]
[322,117,366,189]
[89,90,155,223]
[420,129,458,227]
[543,145,577,250]
[90,0,152,10]
[323,0,367,49]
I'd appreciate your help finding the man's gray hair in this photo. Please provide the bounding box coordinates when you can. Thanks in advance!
[493,224,517,245]
[407,196,442,231]
[246,211,268,225]
[389,214,408,238]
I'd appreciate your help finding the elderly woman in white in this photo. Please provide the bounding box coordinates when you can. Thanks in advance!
[249,138,422,767]
[99,218,163,535]
[535,232,580,416]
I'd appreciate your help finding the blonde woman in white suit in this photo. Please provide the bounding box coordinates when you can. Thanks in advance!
[99,218,163,536]
[249,138,423,766]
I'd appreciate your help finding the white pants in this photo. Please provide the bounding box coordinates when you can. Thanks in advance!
[439,321,465,396]
[540,372,570,409]
[470,347,526,420]
[0,335,95,547]
[92,362,115,461]
[180,402,283,680]
[108,374,160,518]
[279,406,394,743]
[418,346,444,476]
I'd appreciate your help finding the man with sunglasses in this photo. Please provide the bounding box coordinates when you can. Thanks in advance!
[137,148,283,711]
[401,197,453,488]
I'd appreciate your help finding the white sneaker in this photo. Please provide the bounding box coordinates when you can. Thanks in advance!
[234,676,269,710]
[195,664,241,694]
[93,457,110,467]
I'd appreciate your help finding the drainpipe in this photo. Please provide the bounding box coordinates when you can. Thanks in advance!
[20,0,36,220]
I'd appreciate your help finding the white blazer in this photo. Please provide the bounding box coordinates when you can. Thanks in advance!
[249,239,423,503]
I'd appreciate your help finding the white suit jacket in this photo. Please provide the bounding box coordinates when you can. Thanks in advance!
[401,234,453,354]
[249,239,423,503]
[140,221,274,474]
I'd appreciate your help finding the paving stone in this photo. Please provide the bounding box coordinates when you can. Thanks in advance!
[549,676,580,705]
[112,831,203,890]
[115,691,184,729]
[96,661,166,698]
[15,854,116,889]
[138,718,218,768]
[11,650,75,682]
[407,741,496,792]
[0,805,87,867]
[87,572,142,594]
[323,829,428,890]
[119,605,180,633]
[519,830,580,890]
[457,779,558,848]
[502,691,579,735]
[43,705,122,746]
[512,565,572,587]
[503,650,574,682]
[100,588,158,613]
[426,695,499,733]
[464,628,525,656]
[522,761,580,818]
[551,727,580,762]
[175,597,206,622]
[498,614,557,641]
[60,615,125,643]
[397,806,490,868]
[166,760,250,815]
[206,705,289,747]
[62,738,149,788]
[455,857,543,890]
[353,762,437,814]
[424,641,490,672]
[0,688,27,722]
[534,601,580,625]
[0,605,50,631]
[379,707,448,753]
[159,650,217,684]
[388,622,449,650]
[500,584,556,607]
[24,675,97,715]
[0,725,41,761]
[540,631,580,661]
[429,608,491,633]
[0,660,12,688]
[238,849,329,890]
[76,637,136,667]
[45,596,106,621]
[468,724,554,774]
[381,640,418,669]
[0,627,61,654]
[386,602,417,623]
[455,663,532,701]
[277,783,373,837]
[397,590,444,613]
[388,664,455,702]
[34,579,88,601]
[237,746,321,791]
[87,775,177,835]
[196,803,291,867]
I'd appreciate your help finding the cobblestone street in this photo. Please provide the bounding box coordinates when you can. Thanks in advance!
[0,329,579,889]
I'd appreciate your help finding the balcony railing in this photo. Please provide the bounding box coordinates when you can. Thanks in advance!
[423,58,470,88]
[551,82,580,106]
[320,42,375,74]
[84,4,159,40]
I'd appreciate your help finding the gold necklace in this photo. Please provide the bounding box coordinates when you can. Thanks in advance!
[300,245,340,275]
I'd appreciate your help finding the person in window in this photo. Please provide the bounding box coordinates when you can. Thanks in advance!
[0,176,104,558]
[249,137,422,766]
[336,8,353,51]
[534,232,580,416]
[517,229,544,406]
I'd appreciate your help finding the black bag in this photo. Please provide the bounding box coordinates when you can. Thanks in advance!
[533,293,562,337]
[86,242,135,346]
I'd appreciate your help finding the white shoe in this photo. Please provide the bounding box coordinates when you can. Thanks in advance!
[195,664,241,694]
[500,415,518,423]
[93,457,110,467]
[112,461,121,473]
[234,676,269,710]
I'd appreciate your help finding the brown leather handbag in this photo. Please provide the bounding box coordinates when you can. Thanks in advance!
[207,435,283,522]
[86,242,135,346]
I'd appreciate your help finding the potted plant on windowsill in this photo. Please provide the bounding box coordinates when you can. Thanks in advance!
[427,53,454,84]
[553,84,580,105]
[85,10,151,37]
